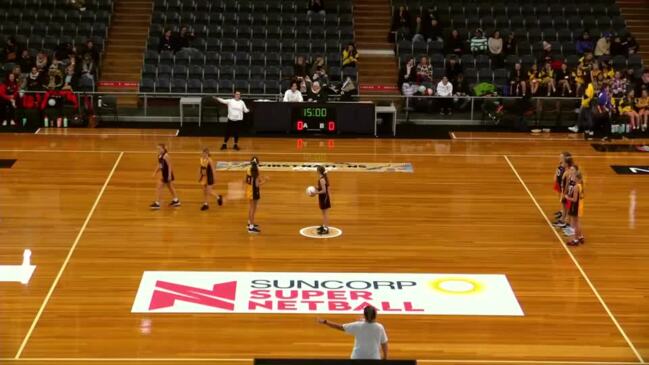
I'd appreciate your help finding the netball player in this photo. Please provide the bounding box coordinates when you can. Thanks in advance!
[561,164,579,237]
[150,144,180,209]
[565,171,585,246]
[246,156,267,233]
[198,148,223,211]
[314,165,332,235]
[553,152,572,225]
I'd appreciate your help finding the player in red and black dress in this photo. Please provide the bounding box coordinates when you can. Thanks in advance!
[315,165,332,235]
[150,144,180,209]
[553,152,572,225]
[199,148,223,211]
[246,156,267,234]
[565,171,585,246]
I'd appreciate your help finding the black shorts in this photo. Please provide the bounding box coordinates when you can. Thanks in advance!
[162,172,175,184]
[567,201,579,217]
[319,193,331,210]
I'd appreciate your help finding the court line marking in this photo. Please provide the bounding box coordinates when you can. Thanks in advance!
[33,128,41,135]
[33,131,180,137]
[503,155,645,364]
[13,152,125,359]
[1,358,644,364]
[0,149,648,159]
[451,135,583,141]
[450,132,457,139]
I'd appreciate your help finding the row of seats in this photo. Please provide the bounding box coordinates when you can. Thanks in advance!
[397,3,619,17]
[148,36,352,53]
[1,22,108,38]
[154,0,352,14]
[144,50,345,68]
[429,15,625,31]
[399,53,644,71]
[0,9,112,23]
[0,34,106,53]
[139,78,341,95]
[152,12,353,27]
[143,64,356,81]
[148,27,353,45]
[398,37,623,58]
[0,0,112,10]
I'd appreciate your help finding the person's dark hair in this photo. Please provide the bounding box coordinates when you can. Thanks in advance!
[250,156,259,178]
[290,81,298,89]
[363,305,377,322]
[565,157,574,167]
[158,143,168,154]
[562,151,572,158]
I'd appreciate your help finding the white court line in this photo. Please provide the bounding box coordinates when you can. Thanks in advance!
[452,136,583,141]
[2,358,644,364]
[0,149,648,159]
[13,152,124,359]
[450,132,457,139]
[33,128,41,135]
[34,132,179,137]
[503,155,645,364]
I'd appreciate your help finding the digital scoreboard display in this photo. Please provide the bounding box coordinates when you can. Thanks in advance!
[292,105,337,134]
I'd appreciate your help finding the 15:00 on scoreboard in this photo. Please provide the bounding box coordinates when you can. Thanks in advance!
[292,106,337,134]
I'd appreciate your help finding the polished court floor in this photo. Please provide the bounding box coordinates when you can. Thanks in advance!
[1,130,648,365]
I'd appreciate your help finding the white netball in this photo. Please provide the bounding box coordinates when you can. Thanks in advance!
[306,186,317,196]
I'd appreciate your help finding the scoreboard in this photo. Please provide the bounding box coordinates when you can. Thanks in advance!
[292,106,337,133]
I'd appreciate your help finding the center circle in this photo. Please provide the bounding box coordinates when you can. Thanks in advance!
[299,226,343,239]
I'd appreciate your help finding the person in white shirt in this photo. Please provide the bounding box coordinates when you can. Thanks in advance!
[318,306,388,360]
[436,76,453,115]
[283,81,303,102]
[214,90,249,151]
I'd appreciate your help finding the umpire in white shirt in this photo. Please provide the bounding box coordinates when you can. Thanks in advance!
[318,306,389,360]
[214,90,250,151]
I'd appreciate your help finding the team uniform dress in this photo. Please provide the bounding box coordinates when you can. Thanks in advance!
[566,183,584,217]
[553,164,566,193]
[246,167,260,201]
[317,176,331,210]
[199,157,214,186]
[158,152,174,183]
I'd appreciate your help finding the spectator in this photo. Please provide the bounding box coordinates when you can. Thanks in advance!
[541,62,556,96]
[488,30,503,68]
[611,71,628,98]
[41,74,79,123]
[469,28,487,54]
[575,53,594,96]
[446,29,465,55]
[569,80,595,134]
[342,43,359,68]
[80,40,100,64]
[176,26,195,51]
[618,90,639,131]
[623,35,639,54]
[21,67,44,110]
[638,89,649,132]
[415,56,433,87]
[311,65,329,87]
[391,5,411,40]
[399,57,417,96]
[576,31,595,55]
[35,51,49,72]
[18,50,34,75]
[318,306,388,360]
[310,56,327,78]
[611,35,626,57]
[63,64,79,91]
[509,62,526,96]
[294,56,308,78]
[635,70,649,95]
[436,76,453,115]
[555,62,574,96]
[0,73,19,126]
[445,56,462,83]
[307,80,328,103]
[528,63,541,95]
[158,29,176,53]
[1,37,18,62]
[503,33,517,55]
[411,16,426,42]
[426,18,443,43]
[307,0,325,16]
[67,0,86,11]
[594,33,611,57]
[79,53,96,83]
[283,81,303,102]
[453,73,470,110]
[55,42,75,66]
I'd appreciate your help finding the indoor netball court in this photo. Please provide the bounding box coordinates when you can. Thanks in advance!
[1,131,649,365]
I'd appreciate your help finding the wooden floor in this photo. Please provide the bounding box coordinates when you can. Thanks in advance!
[1,130,649,365]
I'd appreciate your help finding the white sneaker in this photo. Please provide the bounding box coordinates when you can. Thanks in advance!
[9,120,16,126]
[588,130,594,136]
[562,227,575,236]
[568,125,579,133]
[1,120,6,126]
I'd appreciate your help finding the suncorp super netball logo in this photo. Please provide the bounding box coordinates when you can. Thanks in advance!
[132,272,524,316]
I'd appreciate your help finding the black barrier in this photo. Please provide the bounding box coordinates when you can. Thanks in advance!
[255,359,416,365]
[611,166,649,174]
[252,102,376,135]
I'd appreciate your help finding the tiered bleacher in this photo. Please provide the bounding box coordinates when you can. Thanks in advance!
[0,0,113,90]
[393,0,644,92]
[141,0,356,94]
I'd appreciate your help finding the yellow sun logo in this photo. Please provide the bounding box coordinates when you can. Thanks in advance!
[428,277,484,295]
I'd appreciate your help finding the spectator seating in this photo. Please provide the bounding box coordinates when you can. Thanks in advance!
[0,0,113,86]
[393,0,643,92]
[141,0,356,94]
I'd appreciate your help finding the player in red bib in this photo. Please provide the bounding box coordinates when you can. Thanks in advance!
[315,165,332,235]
